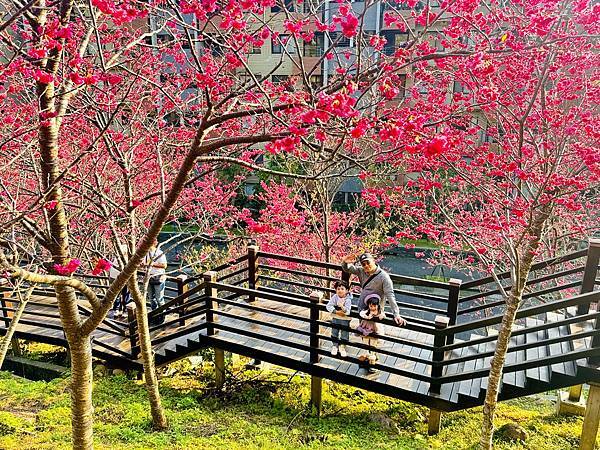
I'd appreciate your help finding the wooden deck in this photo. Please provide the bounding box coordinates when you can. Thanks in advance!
[1,245,600,412]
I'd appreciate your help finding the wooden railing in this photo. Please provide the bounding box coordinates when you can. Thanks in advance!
[2,240,598,398]
[183,240,600,395]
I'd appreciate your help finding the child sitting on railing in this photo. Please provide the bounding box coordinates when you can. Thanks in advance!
[356,293,386,374]
[325,280,353,358]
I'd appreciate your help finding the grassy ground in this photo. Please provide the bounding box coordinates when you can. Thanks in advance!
[0,355,595,450]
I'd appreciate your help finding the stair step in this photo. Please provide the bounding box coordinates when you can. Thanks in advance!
[537,326,550,383]
[558,322,577,376]
[481,339,496,392]
[448,344,474,403]
[470,339,488,399]
[514,333,526,388]
[458,334,481,399]
[525,318,541,382]
[503,334,519,387]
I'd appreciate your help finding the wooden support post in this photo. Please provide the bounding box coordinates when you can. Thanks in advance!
[176,274,188,327]
[127,303,139,359]
[578,238,600,316]
[0,280,9,326]
[571,385,585,402]
[309,291,324,364]
[247,245,259,304]
[310,375,323,416]
[580,383,600,450]
[446,278,462,345]
[428,409,442,435]
[308,290,324,415]
[10,338,22,356]
[214,348,225,390]
[572,238,600,396]
[0,281,22,357]
[430,315,449,395]
[204,271,218,336]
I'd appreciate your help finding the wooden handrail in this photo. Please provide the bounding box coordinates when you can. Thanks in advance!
[461,248,588,289]
[442,290,600,336]
[259,264,339,282]
[436,328,599,368]
[458,265,586,304]
[440,311,600,352]
[438,346,600,385]
[458,280,584,316]
[258,251,342,271]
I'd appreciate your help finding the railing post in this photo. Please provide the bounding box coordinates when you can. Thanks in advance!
[0,279,8,326]
[577,238,600,315]
[248,245,259,303]
[176,274,188,327]
[341,269,350,286]
[204,271,218,336]
[127,303,139,359]
[577,238,600,379]
[429,315,449,395]
[309,291,324,364]
[446,278,462,345]
[309,290,324,416]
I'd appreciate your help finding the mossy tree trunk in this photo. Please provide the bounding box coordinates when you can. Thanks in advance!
[479,209,551,450]
[129,279,168,430]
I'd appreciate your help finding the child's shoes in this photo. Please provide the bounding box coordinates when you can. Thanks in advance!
[331,345,338,356]
[339,346,347,358]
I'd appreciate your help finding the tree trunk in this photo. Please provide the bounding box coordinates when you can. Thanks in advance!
[479,294,520,449]
[69,336,94,450]
[0,291,30,368]
[130,281,168,429]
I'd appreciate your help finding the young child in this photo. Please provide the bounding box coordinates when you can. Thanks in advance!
[325,280,353,358]
[357,293,386,374]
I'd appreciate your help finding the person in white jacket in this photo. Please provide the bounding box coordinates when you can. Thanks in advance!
[325,280,353,358]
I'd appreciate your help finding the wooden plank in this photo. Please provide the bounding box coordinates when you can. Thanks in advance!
[558,323,577,376]
[537,324,550,383]
[385,329,419,389]
[546,312,569,376]
[525,318,541,382]
[469,339,488,399]
[481,340,496,393]
[514,333,526,389]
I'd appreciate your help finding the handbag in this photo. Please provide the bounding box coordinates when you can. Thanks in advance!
[149,275,163,286]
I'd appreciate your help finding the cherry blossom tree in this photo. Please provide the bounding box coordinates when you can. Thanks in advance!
[2,0,594,448]
[363,2,599,447]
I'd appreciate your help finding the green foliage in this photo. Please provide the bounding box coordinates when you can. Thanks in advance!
[0,366,596,449]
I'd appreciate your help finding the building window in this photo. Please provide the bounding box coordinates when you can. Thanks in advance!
[157,33,174,45]
[204,35,225,57]
[271,0,295,13]
[250,42,262,54]
[330,31,351,47]
[382,31,408,55]
[309,75,323,89]
[453,81,470,94]
[272,34,295,54]
[303,32,324,57]
[397,74,407,98]
[271,74,290,83]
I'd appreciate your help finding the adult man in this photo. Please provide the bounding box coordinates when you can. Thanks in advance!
[341,252,406,374]
[143,239,168,312]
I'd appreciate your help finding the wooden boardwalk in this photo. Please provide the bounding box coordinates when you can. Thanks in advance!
[2,244,600,412]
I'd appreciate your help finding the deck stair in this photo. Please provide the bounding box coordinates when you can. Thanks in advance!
[1,244,599,413]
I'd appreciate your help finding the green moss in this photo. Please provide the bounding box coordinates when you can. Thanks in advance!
[0,368,597,449]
